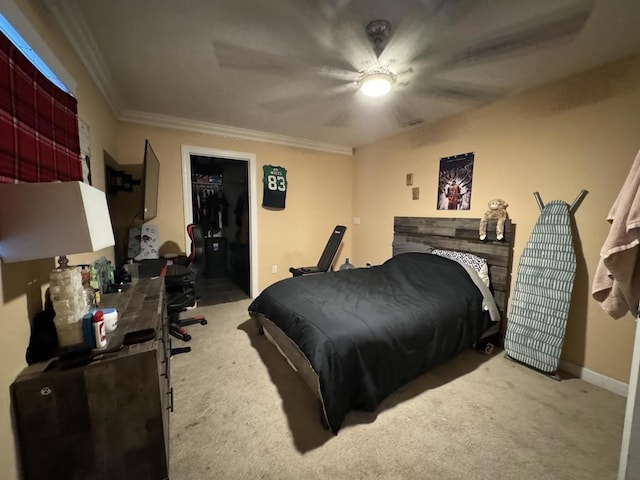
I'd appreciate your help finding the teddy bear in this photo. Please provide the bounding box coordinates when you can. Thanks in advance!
[479,199,508,241]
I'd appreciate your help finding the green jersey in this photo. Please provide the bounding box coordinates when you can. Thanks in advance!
[262,165,287,209]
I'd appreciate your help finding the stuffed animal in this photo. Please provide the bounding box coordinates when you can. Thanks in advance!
[479,199,508,241]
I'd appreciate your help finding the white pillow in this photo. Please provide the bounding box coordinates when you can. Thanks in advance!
[431,249,490,288]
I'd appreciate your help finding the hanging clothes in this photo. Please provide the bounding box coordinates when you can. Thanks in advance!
[208,190,220,230]
[234,192,249,244]
[592,149,640,319]
[234,195,245,227]
[220,191,229,227]
[191,183,228,235]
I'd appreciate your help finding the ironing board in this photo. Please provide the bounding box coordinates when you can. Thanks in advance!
[504,191,586,378]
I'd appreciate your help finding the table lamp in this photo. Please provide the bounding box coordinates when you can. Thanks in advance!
[0,181,115,346]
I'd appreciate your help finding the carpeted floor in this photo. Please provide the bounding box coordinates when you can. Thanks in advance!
[169,299,626,480]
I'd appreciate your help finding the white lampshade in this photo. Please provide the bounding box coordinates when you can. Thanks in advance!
[0,181,115,263]
[360,72,395,97]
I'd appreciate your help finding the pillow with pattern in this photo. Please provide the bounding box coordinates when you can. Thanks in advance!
[431,249,490,287]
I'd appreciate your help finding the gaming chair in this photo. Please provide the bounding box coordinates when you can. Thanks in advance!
[165,224,208,346]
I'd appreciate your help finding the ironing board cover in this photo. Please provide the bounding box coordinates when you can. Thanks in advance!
[505,200,576,373]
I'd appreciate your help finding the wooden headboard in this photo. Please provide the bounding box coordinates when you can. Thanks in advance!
[394,217,515,342]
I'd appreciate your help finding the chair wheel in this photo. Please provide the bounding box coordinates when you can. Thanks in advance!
[200,319,208,325]
[184,334,192,342]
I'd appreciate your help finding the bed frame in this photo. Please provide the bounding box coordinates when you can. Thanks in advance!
[252,216,516,430]
[393,216,515,344]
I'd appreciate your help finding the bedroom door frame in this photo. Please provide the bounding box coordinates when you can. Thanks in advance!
[180,144,259,298]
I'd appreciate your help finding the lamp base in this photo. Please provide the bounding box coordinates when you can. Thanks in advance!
[49,266,85,347]
[57,255,70,269]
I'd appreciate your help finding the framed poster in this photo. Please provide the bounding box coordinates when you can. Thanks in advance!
[437,152,474,210]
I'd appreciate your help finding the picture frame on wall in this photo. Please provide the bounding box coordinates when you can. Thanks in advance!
[82,154,92,185]
[437,152,474,210]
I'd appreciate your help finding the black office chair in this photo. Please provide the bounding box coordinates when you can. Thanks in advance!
[165,224,208,345]
[289,225,346,276]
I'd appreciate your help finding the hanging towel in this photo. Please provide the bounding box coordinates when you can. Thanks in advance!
[592,150,640,319]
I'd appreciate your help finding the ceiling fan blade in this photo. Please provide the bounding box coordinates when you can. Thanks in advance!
[284,0,365,66]
[417,0,481,33]
[415,1,593,70]
[413,82,505,103]
[377,15,427,67]
[259,83,356,114]
[378,0,480,66]
[212,40,359,81]
[391,102,425,129]
[324,105,352,127]
[331,19,379,72]
[213,40,300,74]
[300,0,355,23]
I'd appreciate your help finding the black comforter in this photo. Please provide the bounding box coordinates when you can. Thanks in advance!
[248,253,493,432]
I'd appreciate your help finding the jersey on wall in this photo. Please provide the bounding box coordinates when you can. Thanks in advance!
[262,165,288,209]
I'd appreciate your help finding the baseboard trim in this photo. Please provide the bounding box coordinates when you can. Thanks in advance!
[560,359,628,397]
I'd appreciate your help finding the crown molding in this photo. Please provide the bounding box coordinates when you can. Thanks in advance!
[121,110,353,156]
[46,0,352,156]
[46,0,124,116]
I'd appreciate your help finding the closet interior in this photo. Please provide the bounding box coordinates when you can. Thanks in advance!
[190,155,250,303]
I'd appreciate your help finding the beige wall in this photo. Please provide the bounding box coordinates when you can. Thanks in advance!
[115,124,353,290]
[352,54,640,383]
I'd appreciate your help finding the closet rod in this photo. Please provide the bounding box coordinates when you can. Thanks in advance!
[192,182,245,187]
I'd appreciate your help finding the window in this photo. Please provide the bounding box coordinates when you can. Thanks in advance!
[0,11,70,93]
[0,9,81,183]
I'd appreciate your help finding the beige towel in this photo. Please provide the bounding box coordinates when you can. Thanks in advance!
[592,150,640,319]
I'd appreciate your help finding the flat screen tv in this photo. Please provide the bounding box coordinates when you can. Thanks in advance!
[141,139,160,222]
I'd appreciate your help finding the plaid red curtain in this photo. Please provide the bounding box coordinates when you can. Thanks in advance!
[0,30,81,184]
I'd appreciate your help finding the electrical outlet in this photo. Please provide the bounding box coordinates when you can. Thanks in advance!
[271,265,278,274]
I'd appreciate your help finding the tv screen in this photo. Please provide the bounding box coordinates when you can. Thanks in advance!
[142,139,160,222]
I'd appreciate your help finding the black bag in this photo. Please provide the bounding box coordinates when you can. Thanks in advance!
[26,309,58,365]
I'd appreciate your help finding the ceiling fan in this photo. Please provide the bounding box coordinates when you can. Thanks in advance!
[212,0,594,129]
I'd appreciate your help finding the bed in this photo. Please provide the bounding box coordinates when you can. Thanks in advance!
[248,217,515,433]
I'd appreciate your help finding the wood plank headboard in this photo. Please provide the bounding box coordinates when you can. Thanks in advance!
[394,216,515,342]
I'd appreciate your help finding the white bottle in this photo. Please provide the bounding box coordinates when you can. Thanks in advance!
[93,310,107,348]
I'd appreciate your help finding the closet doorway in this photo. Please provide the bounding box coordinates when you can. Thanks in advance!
[181,145,258,304]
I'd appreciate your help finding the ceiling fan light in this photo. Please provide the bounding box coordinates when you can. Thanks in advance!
[360,72,394,97]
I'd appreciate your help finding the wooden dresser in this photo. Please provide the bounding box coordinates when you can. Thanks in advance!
[11,277,171,480]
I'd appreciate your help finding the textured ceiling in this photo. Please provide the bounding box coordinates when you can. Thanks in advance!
[48,0,640,152]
